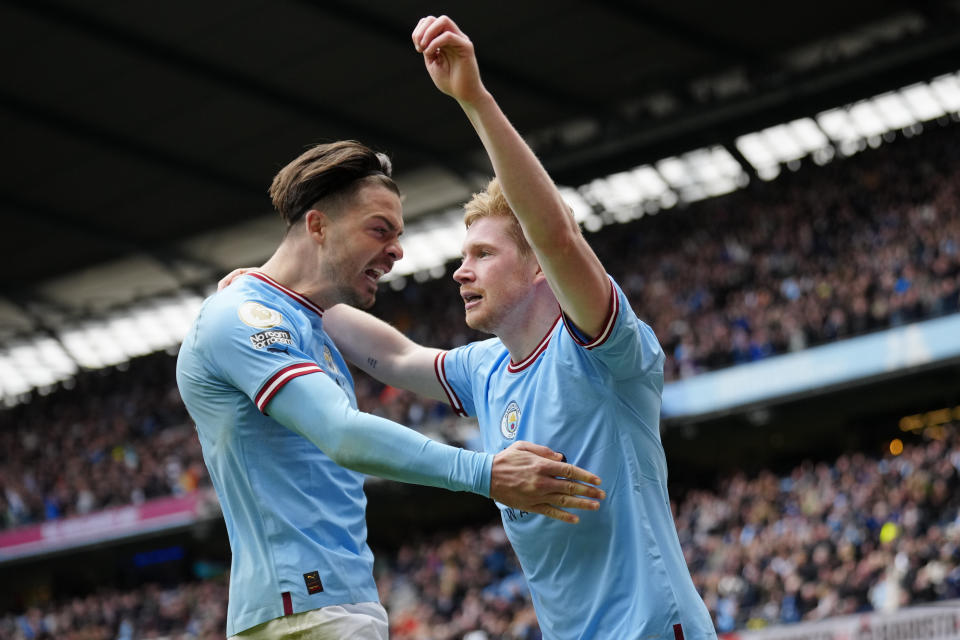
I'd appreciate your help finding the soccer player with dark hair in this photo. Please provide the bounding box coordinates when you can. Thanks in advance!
[177,138,605,639]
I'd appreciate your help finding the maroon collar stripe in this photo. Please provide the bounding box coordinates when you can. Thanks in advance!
[507,315,561,373]
[247,272,324,318]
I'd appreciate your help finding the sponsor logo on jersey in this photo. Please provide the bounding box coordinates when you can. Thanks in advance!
[500,401,521,440]
[249,330,294,349]
[303,570,324,594]
[238,301,283,328]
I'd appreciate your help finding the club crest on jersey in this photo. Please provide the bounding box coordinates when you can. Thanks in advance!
[500,401,521,440]
[238,301,283,328]
[322,345,340,375]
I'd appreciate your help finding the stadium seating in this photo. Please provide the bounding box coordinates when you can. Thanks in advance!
[1,122,959,638]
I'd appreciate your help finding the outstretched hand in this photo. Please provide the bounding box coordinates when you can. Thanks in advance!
[490,441,605,524]
[412,15,486,104]
[217,267,255,291]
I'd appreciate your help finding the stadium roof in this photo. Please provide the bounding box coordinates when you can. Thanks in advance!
[3,0,960,322]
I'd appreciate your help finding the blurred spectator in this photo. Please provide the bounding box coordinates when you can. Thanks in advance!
[1,119,960,637]
[4,424,956,638]
[0,579,228,640]
[0,354,210,530]
[371,120,960,381]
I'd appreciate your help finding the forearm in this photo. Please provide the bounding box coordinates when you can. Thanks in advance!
[459,91,612,333]
[415,14,611,333]
[458,92,576,247]
[324,304,445,400]
[268,372,492,495]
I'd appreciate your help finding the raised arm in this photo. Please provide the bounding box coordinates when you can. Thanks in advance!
[323,303,446,402]
[413,16,612,338]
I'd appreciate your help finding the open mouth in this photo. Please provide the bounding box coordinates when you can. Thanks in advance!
[364,268,385,284]
[462,292,482,309]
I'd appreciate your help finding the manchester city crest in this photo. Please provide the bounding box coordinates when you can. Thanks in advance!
[322,345,340,375]
[500,401,521,440]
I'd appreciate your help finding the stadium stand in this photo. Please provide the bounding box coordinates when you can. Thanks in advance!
[1,107,959,640]
[0,354,209,530]
[370,120,960,381]
[1,418,956,638]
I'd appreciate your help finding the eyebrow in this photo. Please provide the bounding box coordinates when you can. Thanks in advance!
[371,214,403,236]
[460,240,495,258]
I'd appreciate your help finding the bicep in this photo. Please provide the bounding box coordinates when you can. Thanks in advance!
[390,345,448,403]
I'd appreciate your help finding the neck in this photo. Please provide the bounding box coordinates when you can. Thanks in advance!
[258,235,336,309]
[498,287,562,363]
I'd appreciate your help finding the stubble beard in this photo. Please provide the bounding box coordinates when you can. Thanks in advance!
[321,260,376,309]
[464,301,504,336]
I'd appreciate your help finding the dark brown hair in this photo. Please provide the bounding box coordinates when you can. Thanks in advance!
[269,141,399,227]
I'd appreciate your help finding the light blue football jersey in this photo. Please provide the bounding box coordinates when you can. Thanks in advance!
[176,272,379,636]
[439,277,717,640]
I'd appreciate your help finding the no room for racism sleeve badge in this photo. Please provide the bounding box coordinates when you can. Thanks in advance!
[500,401,521,440]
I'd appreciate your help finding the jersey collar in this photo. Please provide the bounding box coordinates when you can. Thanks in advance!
[246,272,325,318]
[507,315,561,373]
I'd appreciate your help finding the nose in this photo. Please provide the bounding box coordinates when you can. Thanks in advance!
[386,239,403,262]
[453,260,472,284]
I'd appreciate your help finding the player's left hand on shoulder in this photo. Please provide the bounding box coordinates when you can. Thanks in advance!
[218,267,255,291]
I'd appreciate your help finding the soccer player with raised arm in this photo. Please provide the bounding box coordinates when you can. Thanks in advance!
[317,16,720,640]
[176,140,605,639]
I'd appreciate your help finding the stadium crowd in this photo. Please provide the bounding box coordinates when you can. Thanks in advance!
[2,122,959,532]
[0,122,959,637]
[376,427,960,638]
[0,354,208,531]
[0,579,228,640]
[372,120,960,380]
[2,424,957,638]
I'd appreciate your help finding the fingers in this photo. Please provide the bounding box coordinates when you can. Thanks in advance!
[424,31,471,58]
[546,493,602,512]
[547,476,606,501]
[553,460,602,488]
[509,441,604,494]
[421,15,464,49]
[217,267,251,291]
[509,440,562,460]
[529,504,579,524]
[412,15,467,54]
[513,491,603,525]
[412,17,431,51]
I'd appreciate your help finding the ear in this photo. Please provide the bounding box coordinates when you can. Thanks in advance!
[303,209,329,243]
[530,257,548,284]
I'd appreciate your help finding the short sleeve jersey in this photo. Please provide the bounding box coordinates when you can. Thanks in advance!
[176,272,379,636]
[437,277,717,640]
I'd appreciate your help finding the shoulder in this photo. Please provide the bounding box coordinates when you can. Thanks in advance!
[191,282,310,364]
[202,280,298,331]
[451,336,505,363]
[558,275,664,376]
[443,336,506,384]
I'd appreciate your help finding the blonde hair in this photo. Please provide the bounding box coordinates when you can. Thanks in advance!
[463,178,532,257]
